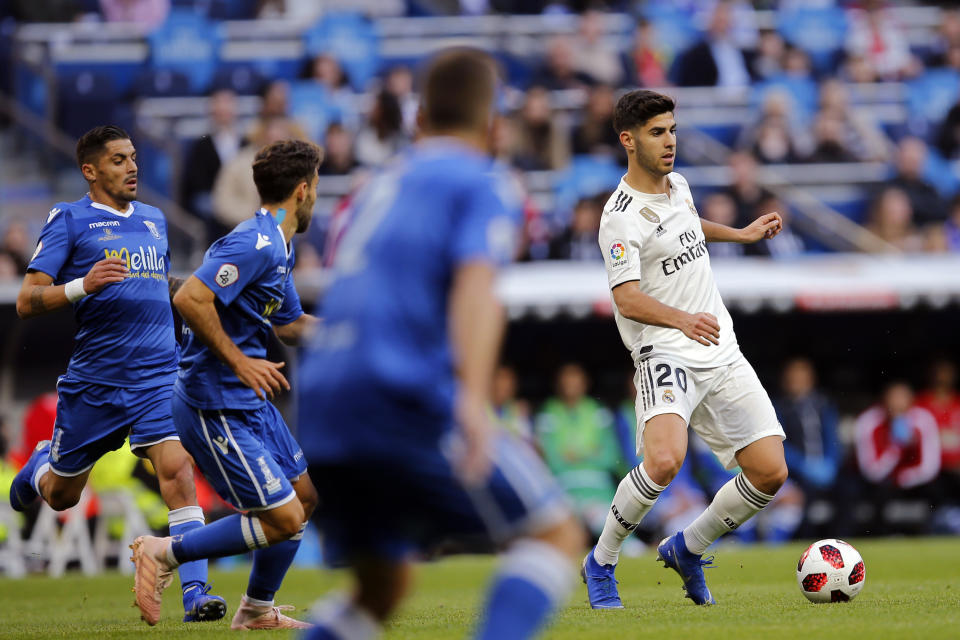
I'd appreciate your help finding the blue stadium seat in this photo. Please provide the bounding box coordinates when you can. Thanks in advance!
[552,156,623,223]
[907,69,960,130]
[304,13,380,92]
[753,75,820,123]
[777,7,848,76]
[148,10,222,93]
[640,5,700,63]
[288,81,344,142]
[132,69,194,98]
[923,146,960,198]
[57,71,121,139]
[210,65,265,95]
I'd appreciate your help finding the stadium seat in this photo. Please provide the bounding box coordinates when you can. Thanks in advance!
[57,71,121,140]
[304,12,380,92]
[640,5,700,63]
[210,64,265,95]
[26,490,98,577]
[777,7,848,75]
[552,156,623,222]
[907,69,960,131]
[132,69,194,98]
[148,10,223,94]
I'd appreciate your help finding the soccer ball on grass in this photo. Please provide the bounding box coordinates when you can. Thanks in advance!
[796,538,865,603]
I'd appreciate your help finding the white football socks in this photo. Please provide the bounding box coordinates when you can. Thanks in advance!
[593,464,665,566]
[683,472,774,555]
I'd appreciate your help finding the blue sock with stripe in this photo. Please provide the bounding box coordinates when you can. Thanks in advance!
[246,523,305,603]
[170,513,266,564]
[475,540,574,640]
[168,506,210,610]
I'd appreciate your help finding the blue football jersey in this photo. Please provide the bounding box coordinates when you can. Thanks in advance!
[27,195,178,388]
[175,209,303,410]
[297,139,521,460]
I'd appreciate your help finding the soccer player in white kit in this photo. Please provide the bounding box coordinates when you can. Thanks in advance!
[581,90,788,608]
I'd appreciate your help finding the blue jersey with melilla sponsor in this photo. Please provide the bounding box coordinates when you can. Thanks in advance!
[297,139,522,461]
[174,208,303,410]
[27,195,178,389]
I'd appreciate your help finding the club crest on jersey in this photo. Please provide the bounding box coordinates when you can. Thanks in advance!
[639,207,661,224]
[97,227,122,241]
[686,199,699,217]
[662,389,676,404]
[142,220,161,240]
[609,240,628,268]
[216,263,239,287]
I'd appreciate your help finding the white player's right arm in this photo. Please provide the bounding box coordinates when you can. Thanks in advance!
[16,258,128,319]
[611,281,721,346]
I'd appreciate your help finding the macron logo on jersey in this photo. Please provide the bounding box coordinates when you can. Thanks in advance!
[255,233,272,250]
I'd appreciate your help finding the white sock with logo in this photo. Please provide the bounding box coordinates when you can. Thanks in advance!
[593,464,665,566]
[683,472,774,555]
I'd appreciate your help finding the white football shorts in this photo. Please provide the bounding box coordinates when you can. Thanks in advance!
[633,352,785,469]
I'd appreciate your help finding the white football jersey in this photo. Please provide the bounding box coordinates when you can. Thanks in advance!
[598,172,741,369]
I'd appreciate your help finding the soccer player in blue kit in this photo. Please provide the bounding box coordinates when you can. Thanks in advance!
[297,48,586,640]
[130,139,320,629]
[9,125,226,623]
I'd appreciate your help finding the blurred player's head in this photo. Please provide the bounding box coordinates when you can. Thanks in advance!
[253,139,322,233]
[418,47,498,145]
[76,125,137,205]
[613,90,676,177]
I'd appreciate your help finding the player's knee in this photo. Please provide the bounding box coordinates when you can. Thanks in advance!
[749,463,788,496]
[274,502,306,540]
[535,515,587,561]
[46,486,82,511]
[644,449,684,486]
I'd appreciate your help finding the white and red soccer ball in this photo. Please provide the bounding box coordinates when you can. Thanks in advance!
[796,538,866,603]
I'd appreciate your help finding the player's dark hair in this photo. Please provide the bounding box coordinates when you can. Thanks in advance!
[252,139,322,204]
[75,125,131,168]
[419,47,498,132]
[612,90,675,134]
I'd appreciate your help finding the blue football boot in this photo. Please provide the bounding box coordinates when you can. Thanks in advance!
[9,440,50,512]
[656,531,716,605]
[182,583,227,622]
[581,546,624,609]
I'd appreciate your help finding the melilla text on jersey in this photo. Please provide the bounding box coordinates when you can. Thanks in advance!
[103,244,167,281]
[661,228,708,276]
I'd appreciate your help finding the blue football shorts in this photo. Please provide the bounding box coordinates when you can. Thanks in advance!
[308,430,571,560]
[172,393,306,511]
[48,375,181,476]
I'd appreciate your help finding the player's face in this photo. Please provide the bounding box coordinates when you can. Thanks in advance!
[86,139,138,204]
[295,173,319,234]
[628,112,676,177]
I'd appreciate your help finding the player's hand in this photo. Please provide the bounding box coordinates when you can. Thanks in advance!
[454,391,494,487]
[740,212,783,243]
[233,357,289,400]
[83,257,129,293]
[679,312,720,346]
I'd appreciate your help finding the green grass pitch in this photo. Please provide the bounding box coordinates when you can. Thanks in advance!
[0,537,957,639]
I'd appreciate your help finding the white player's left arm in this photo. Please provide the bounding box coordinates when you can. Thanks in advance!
[273,313,319,346]
[701,213,782,244]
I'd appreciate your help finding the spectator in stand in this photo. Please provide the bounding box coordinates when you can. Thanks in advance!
[571,84,620,161]
[915,359,960,504]
[0,219,31,274]
[571,9,622,87]
[840,53,879,84]
[701,192,744,259]
[248,79,309,143]
[673,0,751,88]
[738,90,810,164]
[816,78,892,163]
[532,36,594,91]
[354,90,407,167]
[491,365,534,446]
[924,8,960,69]
[774,358,842,503]
[622,18,668,88]
[845,0,914,81]
[806,110,859,163]
[384,65,418,136]
[212,116,307,232]
[180,87,246,243]
[744,195,805,258]
[856,381,941,492]
[945,196,960,252]
[0,253,18,282]
[10,392,57,469]
[890,137,947,226]
[300,52,358,130]
[936,101,960,160]
[865,187,923,253]
[548,195,603,261]
[724,150,774,229]
[317,123,358,176]
[535,363,622,537]
[749,29,786,82]
[508,86,570,171]
[99,0,169,30]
